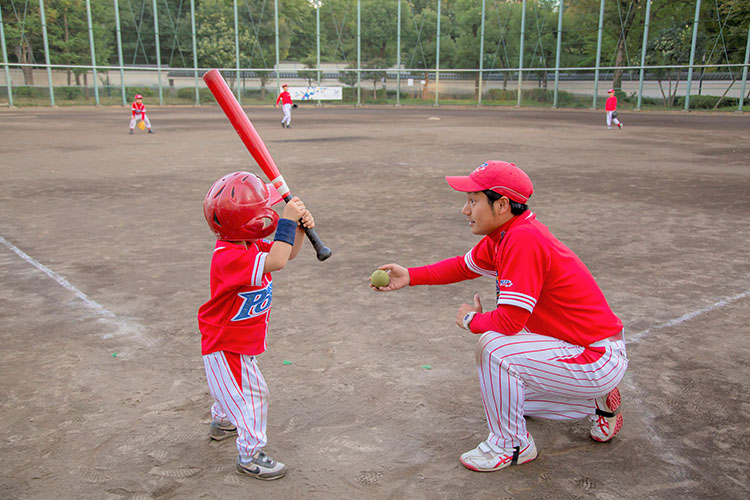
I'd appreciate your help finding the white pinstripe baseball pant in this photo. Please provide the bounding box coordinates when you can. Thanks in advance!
[475,330,628,453]
[203,351,269,460]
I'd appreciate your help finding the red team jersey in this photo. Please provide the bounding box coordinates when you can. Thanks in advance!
[198,240,274,356]
[605,96,617,111]
[276,91,292,105]
[131,101,146,118]
[409,212,622,346]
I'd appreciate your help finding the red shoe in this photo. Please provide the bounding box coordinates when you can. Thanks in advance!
[590,387,623,442]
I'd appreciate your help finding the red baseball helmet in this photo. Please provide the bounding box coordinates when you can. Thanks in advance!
[203,172,283,241]
[134,94,143,99]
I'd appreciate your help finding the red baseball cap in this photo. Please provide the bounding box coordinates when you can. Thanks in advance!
[446,161,533,203]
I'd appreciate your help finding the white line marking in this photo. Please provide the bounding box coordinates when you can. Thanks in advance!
[0,235,116,319]
[628,289,750,343]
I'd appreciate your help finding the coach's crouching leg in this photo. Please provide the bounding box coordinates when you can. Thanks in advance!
[459,331,538,472]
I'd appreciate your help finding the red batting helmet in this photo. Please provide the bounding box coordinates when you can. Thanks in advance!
[203,172,283,241]
[134,94,143,99]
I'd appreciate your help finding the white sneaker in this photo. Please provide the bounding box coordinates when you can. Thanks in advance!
[208,420,237,441]
[590,387,623,442]
[236,451,287,480]
[459,433,537,472]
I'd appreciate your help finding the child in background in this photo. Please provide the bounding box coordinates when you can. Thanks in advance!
[605,89,623,130]
[129,94,154,134]
[198,171,314,480]
[275,84,293,129]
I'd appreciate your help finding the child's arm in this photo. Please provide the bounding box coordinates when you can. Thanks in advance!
[263,197,307,273]
[288,209,314,261]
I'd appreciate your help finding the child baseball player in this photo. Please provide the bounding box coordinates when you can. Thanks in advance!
[275,84,293,129]
[128,94,154,134]
[605,88,623,130]
[198,171,314,480]
[372,161,627,473]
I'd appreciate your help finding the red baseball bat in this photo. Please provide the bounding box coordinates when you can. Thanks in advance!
[203,69,331,261]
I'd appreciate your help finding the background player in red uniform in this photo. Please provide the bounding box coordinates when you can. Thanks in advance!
[275,84,293,129]
[372,161,628,473]
[605,88,623,130]
[198,171,314,480]
[128,94,154,134]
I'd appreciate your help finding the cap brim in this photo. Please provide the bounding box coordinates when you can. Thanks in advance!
[266,183,284,205]
[445,175,485,193]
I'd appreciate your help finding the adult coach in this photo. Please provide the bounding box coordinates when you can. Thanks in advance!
[373,161,627,472]
[275,84,293,129]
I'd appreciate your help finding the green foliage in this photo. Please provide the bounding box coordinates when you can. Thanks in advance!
[675,94,739,110]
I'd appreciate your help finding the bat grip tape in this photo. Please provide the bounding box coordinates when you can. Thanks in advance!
[273,218,297,246]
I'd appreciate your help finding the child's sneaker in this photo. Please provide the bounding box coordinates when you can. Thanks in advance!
[129,129,134,134]
[235,451,287,480]
[208,420,237,441]
[459,433,537,472]
[590,387,623,442]
[617,122,623,129]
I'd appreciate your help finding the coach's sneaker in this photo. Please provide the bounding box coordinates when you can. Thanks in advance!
[590,387,623,442]
[208,420,237,441]
[236,451,287,480]
[459,433,537,472]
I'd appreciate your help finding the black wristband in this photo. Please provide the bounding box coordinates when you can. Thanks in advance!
[273,218,297,246]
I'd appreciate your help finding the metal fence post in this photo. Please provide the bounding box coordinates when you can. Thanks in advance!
[38,0,55,106]
[553,0,563,108]
[434,0,441,106]
[152,0,163,105]
[684,0,702,111]
[516,0,526,107]
[739,22,750,113]
[275,0,280,94]
[0,7,13,107]
[396,0,401,107]
[478,0,486,106]
[190,0,199,105]
[113,0,127,105]
[357,0,361,106]
[85,0,99,105]
[233,0,241,103]
[592,0,604,108]
[636,0,651,110]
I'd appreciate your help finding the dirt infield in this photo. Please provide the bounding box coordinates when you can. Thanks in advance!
[1,104,749,500]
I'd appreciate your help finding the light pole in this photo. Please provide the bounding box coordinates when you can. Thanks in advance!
[312,0,323,106]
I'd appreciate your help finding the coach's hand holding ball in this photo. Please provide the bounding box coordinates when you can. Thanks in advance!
[370,264,410,291]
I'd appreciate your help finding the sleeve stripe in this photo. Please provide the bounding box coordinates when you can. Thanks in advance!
[252,253,267,286]
[497,298,535,313]
[464,249,495,277]
[497,292,536,309]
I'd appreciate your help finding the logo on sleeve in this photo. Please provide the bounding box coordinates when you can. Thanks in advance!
[498,279,513,288]
[231,282,273,321]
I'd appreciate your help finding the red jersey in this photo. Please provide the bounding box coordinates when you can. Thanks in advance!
[198,239,274,356]
[605,96,617,111]
[276,91,292,105]
[408,212,622,346]
[131,101,146,118]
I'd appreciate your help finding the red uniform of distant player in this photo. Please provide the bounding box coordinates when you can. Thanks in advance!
[198,171,314,480]
[605,88,623,129]
[128,94,153,134]
[275,84,293,129]
[373,161,627,473]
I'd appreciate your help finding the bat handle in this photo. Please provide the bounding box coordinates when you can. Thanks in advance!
[303,225,332,261]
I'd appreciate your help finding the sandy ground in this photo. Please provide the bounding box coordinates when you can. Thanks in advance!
[1,104,749,500]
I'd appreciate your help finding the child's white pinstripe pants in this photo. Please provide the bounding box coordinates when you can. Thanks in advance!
[475,330,628,452]
[203,351,269,460]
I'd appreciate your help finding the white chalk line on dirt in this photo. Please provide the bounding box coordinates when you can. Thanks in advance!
[628,289,750,343]
[0,234,116,319]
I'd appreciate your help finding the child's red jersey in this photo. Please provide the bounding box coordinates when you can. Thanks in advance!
[605,96,617,111]
[131,101,146,118]
[198,239,274,356]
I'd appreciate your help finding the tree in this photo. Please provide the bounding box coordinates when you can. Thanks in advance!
[646,25,695,106]
[195,0,256,84]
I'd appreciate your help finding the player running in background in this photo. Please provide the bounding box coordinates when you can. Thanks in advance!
[372,161,628,473]
[198,172,314,480]
[606,89,623,130]
[275,84,293,129]
[128,94,154,134]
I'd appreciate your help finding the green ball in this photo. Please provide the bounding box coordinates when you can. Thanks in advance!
[370,269,390,288]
